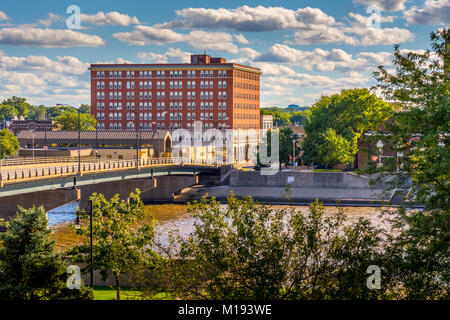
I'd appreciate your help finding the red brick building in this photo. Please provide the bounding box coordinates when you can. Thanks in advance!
[89,54,261,132]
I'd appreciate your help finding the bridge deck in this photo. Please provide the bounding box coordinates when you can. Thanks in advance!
[0,157,219,188]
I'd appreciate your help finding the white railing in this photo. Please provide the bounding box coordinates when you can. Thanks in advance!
[0,157,219,186]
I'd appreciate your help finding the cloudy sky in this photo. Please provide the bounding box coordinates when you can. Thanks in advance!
[0,0,448,108]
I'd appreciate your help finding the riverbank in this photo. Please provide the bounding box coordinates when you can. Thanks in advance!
[174,185,397,207]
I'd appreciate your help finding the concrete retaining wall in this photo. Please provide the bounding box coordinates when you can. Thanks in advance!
[230,171,378,189]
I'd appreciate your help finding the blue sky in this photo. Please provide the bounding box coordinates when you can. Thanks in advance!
[0,0,447,108]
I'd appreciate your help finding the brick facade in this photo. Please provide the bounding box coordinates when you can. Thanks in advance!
[90,55,261,132]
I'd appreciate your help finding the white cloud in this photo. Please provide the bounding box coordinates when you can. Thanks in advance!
[287,27,358,45]
[81,11,141,26]
[114,27,239,53]
[256,44,393,73]
[0,27,105,47]
[138,48,192,63]
[353,0,407,11]
[0,11,9,21]
[158,5,336,31]
[285,12,406,46]
[343,13,414,45]
[404,0,450,25]
[0,51,91,107]
[233,33,250,44]
[0,52,89,75]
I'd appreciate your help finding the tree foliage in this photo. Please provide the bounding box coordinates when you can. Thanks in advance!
[1,96,30,117]
[302,88,394,167]
[0,128,20,159]
[0,206,93,300]
[68,190,157,300]
[155,193,385,300]
[0,104,18,121]
[258,127,300,168]
[54,111,97,131]
[370,29,449,298]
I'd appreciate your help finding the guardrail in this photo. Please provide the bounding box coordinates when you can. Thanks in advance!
[0,156,102,167]
[0,157,219,186]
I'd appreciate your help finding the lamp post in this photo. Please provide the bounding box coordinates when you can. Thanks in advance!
[32,133,36,160]
[57,104,81,174]
[134,110,139,169]
[376,140,384,167]
[74,199,94,288]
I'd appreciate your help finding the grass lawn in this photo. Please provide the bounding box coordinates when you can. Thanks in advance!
[93,286,174,300]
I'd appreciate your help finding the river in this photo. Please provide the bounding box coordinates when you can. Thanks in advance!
[48,201,393,250]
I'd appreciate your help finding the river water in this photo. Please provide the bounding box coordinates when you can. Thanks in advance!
[48,201,393,248]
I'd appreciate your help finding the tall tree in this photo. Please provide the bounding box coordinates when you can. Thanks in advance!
[302,88,394,167]
[27,105,48,120]
[79,104,91,114]
[69,190,157,300]
[54,111,96,131]
[1,96,30,118]
[155,193,384,300]
[0,206,93,300]
[0,104,18,121]
[0,129,19,159]
[371,29,449,299]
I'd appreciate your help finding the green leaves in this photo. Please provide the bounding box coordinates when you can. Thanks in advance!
[54,111,97,131]
[169,194,384,300]
[69,189,157,300]
[0,206,93,300]
[302,88,394,167]
[0,128,20,159]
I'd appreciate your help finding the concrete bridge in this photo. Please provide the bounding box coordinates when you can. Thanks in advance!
[0,157,221,220]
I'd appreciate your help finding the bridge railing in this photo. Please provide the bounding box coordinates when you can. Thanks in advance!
[0,156,105,167]
[0,157,219,186]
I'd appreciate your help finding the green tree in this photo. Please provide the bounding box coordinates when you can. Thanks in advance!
[0,129,20,159]
[69,190,157,300]
[370,29,449,299]
[54,111,96,131]
[79,104,91,114]
[319,128,359,168]
[160,193,384,300]
[0,104,18,121]
[302,88,394,167]
[1,96,30,118]
[257,128,300,169]
[28,105,48,120]
[0,206,93,300]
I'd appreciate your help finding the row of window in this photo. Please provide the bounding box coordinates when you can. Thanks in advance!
[234,92,259,101]
[96,80,229,90]
[234,71,259,81]
[97,101,228,112]
[235,113,259,120]
[96,122,229,131]
[96,111,228,122]
[235,103,259,110]
[234,81,259,91]
[95,70,230,80]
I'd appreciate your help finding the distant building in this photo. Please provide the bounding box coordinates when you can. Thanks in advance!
[10,120,53,135]
[260,114,273,130]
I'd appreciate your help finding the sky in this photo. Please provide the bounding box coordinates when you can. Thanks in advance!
[0,0,448,108]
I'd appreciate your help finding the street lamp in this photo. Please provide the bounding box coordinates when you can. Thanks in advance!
[74,199,94,288]
[376,140,384,167]
[57,104,81,174]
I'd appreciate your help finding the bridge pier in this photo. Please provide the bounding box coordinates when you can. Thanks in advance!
[140,175,199,202]
[0,188,80,221]
[78,177,157,211]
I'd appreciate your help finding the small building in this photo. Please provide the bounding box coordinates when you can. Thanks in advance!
[10,120,53,135]
[260,114,273,130]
